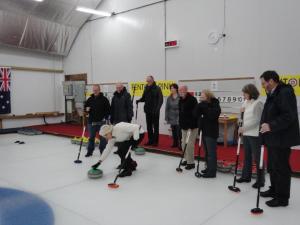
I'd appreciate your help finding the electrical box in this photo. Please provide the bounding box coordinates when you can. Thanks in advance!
[73,81,86,103]
[63,81,73,96]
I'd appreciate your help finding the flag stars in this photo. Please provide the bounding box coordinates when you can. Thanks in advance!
[2,106,5,109]
[0,95,3,99]
[6,100,10,104]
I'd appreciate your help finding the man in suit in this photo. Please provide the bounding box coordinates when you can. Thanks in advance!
[260,71,300,207]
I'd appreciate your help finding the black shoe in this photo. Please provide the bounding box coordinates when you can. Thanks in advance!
[152,142,158,147]
[119,170,132,178]
[260,189,275,198]
[266,198,289,207]
[202,173,216,178]
[131,161,137,171]
[181,161,187,166]
[236,178,251,183]
[252,182,265,189]
[185,164,195,170]
[85,153,93,157]
[201,169,208,174]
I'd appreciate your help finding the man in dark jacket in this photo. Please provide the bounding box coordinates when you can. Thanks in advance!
[136,76,163,146]
[111,83,133,124]
[178,85,198,170]
[260,71,300,207]
[85,84,111,157]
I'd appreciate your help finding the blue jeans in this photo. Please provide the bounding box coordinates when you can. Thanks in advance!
[242,136,265,184]
[203,136,217,176]
[87,123,107,154]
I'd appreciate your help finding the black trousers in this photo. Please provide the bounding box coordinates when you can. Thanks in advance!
[203,136,217,176]
[267,146,292,200]
[242,136,265,184]
[145,113,160,144]
[116,133,145,172]
[171,125,181,145]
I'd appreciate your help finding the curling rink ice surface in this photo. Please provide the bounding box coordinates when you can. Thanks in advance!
[0,133,300,225]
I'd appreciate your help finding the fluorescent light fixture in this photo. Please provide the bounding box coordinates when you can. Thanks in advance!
[76,6,112,17]
[34,0,44,2]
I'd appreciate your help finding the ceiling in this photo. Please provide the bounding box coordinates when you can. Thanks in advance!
[0,0,103,56]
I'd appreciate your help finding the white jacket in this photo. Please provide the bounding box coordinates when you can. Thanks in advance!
[99,122,144,162]
[242,99,264,137]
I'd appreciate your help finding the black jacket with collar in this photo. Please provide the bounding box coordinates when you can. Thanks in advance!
[260,82,300,148]
[111,87,133,124]
[85,93,110,123]
[139,82,163,115]
[194,98,221,139]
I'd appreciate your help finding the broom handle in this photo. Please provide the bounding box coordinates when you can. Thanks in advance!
[232,112,244,186]
[178,129,191,167]
[76,126,86,160]
[256,146,265,208]
[199,131,202,147]
[113,146,133,183]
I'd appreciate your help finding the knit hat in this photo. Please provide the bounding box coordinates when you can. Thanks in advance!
[99,125,113,136]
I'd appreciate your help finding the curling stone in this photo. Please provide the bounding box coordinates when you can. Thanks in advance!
[217,160,233,173]
[87,168,103,179]
[134,147,146,155]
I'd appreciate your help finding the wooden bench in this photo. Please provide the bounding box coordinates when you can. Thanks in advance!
[0,112,64,129]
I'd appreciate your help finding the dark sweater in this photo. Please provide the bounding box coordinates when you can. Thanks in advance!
[85,93,110,123]
[179,93,198,130]
[194,98,221,139]
[138,82,163,114]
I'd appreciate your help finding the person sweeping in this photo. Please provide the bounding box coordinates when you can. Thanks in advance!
[91,122,145,177]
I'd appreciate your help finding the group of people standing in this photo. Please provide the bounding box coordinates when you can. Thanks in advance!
[165,84,221,178]
[85,71,299,207]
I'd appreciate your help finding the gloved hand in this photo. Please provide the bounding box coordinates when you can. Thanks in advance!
[92,160,102,169]
[136,100,140,105]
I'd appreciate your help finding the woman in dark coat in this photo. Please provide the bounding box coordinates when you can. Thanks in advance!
[194,89,221,178]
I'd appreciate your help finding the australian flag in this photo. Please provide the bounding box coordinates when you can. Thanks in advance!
[0,67,11,114]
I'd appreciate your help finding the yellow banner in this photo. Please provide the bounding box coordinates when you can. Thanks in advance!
[129,80,176,97]
[261,74,300,96]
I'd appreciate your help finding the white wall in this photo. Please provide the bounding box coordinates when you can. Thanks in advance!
[65,0,300,80]
[0,46,64,129]
[64,0,300,134]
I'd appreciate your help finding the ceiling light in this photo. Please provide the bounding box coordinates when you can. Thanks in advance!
[76,7,112,17]
[34,0,44,2]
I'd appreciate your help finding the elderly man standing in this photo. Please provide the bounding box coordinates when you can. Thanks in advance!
[136,76,163,146]
[110,83,133,125]
[260,71,300,207]
[85,84,110,157]
[178,85,198,170]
